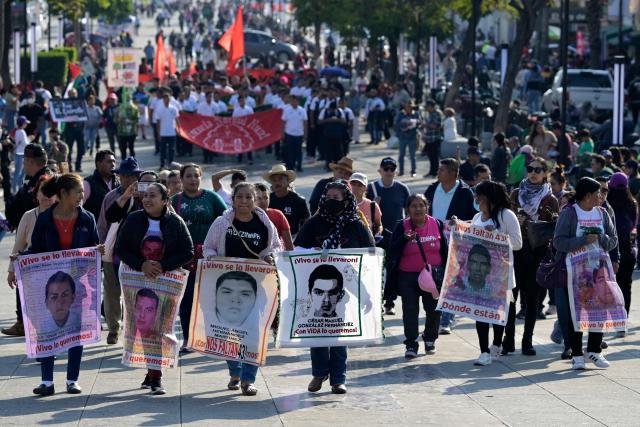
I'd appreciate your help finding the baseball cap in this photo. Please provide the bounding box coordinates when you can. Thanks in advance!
[600,149,612,158]
[349,172,368,186]
[609,172,628,189]
[17,116,30,126]
[380,157,397,169]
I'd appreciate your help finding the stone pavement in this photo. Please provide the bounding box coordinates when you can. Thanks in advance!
[1,130,640,426]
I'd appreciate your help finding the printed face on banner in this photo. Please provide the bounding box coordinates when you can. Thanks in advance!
[188,259,279,366]
[448,242,507,303]
[16,249,101,358]
[134,289,160,339]
[309,273,345,318]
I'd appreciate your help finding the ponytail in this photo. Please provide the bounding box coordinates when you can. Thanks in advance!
[40,173,83,198]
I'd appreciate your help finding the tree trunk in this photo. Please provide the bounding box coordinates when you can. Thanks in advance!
[586,0,602,69]
[1,0,11,87]
[444,7,480,109]
[493,0,547,133]
[313,21,321,60]
[388,36,398,84]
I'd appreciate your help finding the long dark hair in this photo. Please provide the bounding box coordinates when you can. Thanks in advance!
[569,177,600,204]
[607,187,637,213]
[474,181,511,229]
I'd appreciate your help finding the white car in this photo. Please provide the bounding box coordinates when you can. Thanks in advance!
[542,69,614,112]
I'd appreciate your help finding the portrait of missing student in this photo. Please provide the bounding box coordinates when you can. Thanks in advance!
[41,271,82,333]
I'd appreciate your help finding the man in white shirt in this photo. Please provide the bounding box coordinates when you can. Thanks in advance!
[148,89,163,154]
[197,92,218,163]
[364,89,385,145]
[213,91,228,113]
[232,95,254,164]
[282,96,308,172]
[153,92,180,169]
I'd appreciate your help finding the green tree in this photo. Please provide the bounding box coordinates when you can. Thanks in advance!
[292,0,344,59]
[586,0,603,69]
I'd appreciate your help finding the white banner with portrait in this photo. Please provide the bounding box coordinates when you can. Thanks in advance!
[15,248,101,358]
[275,248,384,348]
[187,258,279,366]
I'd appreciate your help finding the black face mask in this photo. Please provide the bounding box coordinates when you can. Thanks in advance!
[324,199,344,216]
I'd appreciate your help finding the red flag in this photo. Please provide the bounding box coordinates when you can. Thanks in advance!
[69,63,81,80]
[168,48,177,76]
[154,35,167,81]
[218,7,245,73]
[188,62,197,76]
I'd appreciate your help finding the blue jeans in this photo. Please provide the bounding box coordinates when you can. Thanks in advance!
[4,110,16,132]
[283,133,303,171]
[527,91,541,113]
[226,360,258,383]
[41,345,83,382]
[160,136,176,167]
[440,312,455,328]
[397,137,417,175]
[12,153,24,194]
[310,346,347,385]
[84,126,99,153]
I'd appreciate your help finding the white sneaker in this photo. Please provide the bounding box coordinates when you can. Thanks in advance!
[474,352,492,366]
[585,352,610,368]
[572,356,586,370]
[439,325,451,335]
[489,345,501,361]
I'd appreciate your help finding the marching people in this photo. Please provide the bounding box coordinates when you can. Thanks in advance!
[294,180,375,394]
[254,182,294,251]
[395,101,420,177]
[421,100,444,177]
[170,163,226,352]
[424,158,477,333]
[504,157,559,356]
[4,177,56,338]
[309,156,353,214]
[470,181,523,365]
[553,177,618,369]
[264,165,310,237]
[28,174,101,396]
[281,94,307,172]
[606,172,637,336]
[153,91,181,170]
[115,91,140,160]
[349,172,383,238]
[387,194,448,358]
[202,183,283,396]
[232,95,254,165]
[82,150,119,222]
[116,182,194,394]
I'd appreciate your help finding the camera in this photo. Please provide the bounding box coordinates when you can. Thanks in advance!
[137,182,150,193]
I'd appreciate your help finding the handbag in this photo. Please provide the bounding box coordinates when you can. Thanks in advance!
[535,244,567,289]
[527,220,556,249]
[414,226,440,299]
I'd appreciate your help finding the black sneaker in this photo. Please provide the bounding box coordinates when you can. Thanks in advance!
[150,378,166,395]
[424,341,436,355]
[501,337,515,355]
[141,374,151,389]
[404,345,419,359]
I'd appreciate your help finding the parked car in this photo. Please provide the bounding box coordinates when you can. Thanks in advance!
[243,29,298,63]
[542,69,614,113]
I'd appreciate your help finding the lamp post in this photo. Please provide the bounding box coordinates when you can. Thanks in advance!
[612,56,625,145]
[470,0,479,137]
[429,35,437,98]
[618,0,624,55]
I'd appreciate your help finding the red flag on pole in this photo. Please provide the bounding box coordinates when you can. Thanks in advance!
[218,7,245,73]
[68,62,81,80]
[168,48,177,76]
[154,35,167,81]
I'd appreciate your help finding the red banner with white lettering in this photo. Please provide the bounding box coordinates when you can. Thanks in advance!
[176,110,284,154]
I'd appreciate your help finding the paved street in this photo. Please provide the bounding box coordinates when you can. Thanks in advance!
[1,131,640,426]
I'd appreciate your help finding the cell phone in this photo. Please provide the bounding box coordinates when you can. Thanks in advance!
[137,182,150,193]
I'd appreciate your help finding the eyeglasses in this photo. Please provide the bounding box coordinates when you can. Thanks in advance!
[383,167,396,172]
[526,166,544,174]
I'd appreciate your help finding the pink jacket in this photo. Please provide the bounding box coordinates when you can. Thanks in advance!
[203,207,283,258]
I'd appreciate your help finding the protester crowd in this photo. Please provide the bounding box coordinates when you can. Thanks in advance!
[0,0,637,402]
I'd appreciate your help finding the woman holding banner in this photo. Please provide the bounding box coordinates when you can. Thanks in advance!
[117,182,194,395]
[28,174,100,396]
[294,180,375,394]
[471,181,523,366]
[171,163,226,353]
[387,194,448,359]
[202,183,282,396]
[504,157,559,356]
[553,177,618,370]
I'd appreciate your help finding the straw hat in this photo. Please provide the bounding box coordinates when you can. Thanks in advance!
[262,164,296,182]
[329,156,354,174]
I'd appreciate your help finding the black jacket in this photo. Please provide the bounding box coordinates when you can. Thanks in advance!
[27,204,99,253]
[84,170,119,221]
[5,165,50,229]
[116,207,194,272]
[294,215,375,249]
[424,180,477,220]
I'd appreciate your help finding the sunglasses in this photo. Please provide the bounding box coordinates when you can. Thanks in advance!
[526,166,545,174]
[383,167,396,172]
